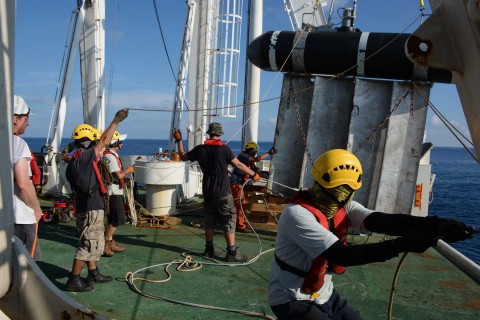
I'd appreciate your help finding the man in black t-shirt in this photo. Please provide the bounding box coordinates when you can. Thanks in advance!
[174,122,260,262]
[64,109,129,292]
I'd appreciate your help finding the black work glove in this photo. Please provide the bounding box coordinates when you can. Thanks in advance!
[268,147,278,155]
[172,128,182,142]
[430,216,474,243]
[113,108,129,124]
[393,232,438,254]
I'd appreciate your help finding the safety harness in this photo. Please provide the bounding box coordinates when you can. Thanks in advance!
[71,149,107,195]
[103,149,124,188]
[275,191,349,293]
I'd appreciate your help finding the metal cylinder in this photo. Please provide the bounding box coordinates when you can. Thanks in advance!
[247,30,452,83]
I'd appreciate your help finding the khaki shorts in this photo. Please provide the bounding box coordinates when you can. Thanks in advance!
[74,209,105,261]
[204,194,236,234]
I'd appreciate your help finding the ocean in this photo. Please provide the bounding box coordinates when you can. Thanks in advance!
[25,138,480,264]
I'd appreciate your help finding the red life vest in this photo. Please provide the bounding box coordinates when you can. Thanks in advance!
[71,149,107,195]
[103,149,124,189]
[204,139,225,146]
[30,152,41,186]
[289,191,349,293]
[13,133,41,186]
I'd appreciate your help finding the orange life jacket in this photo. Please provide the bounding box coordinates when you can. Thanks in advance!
[103,149,124,189]
[285,191,349,293]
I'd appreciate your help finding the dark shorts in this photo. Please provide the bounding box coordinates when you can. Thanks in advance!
[107,195,126,227]
[204,194,236,234]
[14,223,42,261]
[271,289,363,320]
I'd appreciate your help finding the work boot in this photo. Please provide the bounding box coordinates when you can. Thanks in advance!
[225,249,248,263]
[111,239,126,253]
[86,268,113,286]
[202,246,218,258]
[65,273,93,292]
[103,240,114,257]
[237,227,252,234]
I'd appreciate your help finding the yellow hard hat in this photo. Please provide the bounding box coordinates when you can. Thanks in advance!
[109,130,127,145]
[311,149,362,190]
[71,124,98,141]
[244,140,258,152]
[93,128,102,141]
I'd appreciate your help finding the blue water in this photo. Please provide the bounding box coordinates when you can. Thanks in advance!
[25,138,480,264]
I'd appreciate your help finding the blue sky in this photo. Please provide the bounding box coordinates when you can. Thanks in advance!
[14,0,469,148]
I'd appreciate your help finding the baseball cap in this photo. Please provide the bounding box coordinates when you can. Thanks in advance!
[14,95,30,115]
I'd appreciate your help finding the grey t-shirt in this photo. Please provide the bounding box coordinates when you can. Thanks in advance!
[268,201,373,306]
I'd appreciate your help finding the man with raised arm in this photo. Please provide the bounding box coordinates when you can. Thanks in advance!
[64,109,129,292]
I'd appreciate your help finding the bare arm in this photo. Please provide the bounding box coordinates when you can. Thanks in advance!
[231,157,256,176]
[113,166,134,180]
[175,140,189,161]
[14,158,43,222]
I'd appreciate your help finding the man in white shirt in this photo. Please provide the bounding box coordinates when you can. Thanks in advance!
[102,131,134,256]
[12,95,43,260]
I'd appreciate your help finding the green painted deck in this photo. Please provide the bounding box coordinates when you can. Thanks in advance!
[37,197,480,320]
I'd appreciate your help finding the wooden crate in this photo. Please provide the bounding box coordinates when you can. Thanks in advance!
[243,185,288,224]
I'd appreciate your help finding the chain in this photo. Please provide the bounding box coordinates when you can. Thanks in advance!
[289,79,315,166]
[352,87,414,154]
[264,194,279,224]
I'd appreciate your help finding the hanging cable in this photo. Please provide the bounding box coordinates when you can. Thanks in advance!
[412,82,478,163]
[152,0,177,83]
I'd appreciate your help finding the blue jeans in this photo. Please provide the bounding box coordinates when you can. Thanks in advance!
[271,289,363,320]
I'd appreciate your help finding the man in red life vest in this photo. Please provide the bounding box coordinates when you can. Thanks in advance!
[12,95,43,260]
[269,149,474,319]
[173,122,260,262]
[102,131,134,256]
[229,140,277,233]
[64,109,129,292]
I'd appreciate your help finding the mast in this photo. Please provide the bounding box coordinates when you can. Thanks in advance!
[242,0,262,144]
[168,0,197,153]
[80,0,106,132]
[0,0,15,299]
[43,4,86,195]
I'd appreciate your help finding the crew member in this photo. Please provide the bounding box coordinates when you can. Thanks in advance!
[229,140,277,233]
[64,109,129,292]
[102,131,134,256]
[269,149,474,319]
[173,123,260,262]
[12,95,43,260]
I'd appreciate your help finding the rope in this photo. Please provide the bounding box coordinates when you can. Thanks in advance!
[411,82,479,163]
[125,252,276,319]
[388,252,409,320]
[123,178,138,226]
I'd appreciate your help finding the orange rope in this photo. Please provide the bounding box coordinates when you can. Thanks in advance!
[30,223,39,258]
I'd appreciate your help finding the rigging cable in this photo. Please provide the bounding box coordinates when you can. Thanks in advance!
[411,82,478,163]
[152,0,177,82]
